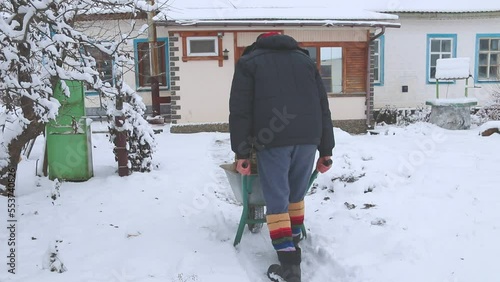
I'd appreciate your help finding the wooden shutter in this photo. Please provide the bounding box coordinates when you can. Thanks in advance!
[345,43,368,94]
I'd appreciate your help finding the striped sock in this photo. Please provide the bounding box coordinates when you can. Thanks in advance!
[289,201,305,238]
[266,213,295,251]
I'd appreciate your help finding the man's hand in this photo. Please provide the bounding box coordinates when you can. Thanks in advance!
[316,156,332,173]
[236,159,251,175]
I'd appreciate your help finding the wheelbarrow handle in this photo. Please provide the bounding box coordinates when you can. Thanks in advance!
[242,159,331,169]
[322,159,333,166]
[241,161,249,169]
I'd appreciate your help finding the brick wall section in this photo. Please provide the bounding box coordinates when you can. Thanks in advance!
[169,33,181,124]
[368,37,376,128]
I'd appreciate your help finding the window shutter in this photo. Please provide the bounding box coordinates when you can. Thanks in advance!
[345,44,367,94]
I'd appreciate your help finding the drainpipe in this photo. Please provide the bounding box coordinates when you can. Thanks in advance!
[366,27,386,129]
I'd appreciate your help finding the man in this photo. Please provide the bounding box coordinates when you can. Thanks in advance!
[229,32,335,282]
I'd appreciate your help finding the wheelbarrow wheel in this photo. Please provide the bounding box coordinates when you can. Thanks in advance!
[248,206,265,233]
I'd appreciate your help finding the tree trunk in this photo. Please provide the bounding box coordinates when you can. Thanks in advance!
[0,97,45,195]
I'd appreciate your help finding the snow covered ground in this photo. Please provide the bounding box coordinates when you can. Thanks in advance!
[1,121,500,282]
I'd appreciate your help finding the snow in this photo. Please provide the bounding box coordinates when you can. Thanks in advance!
[175,20,400,28]
[362,0,500,13]
[478,120,500,131]
[426,98,478,106]
[435,58,471,80]
[2,122,500,281]
[158,0,500,24]
[158,0,399,22]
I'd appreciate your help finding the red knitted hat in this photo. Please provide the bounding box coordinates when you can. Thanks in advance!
[257,32,281,40]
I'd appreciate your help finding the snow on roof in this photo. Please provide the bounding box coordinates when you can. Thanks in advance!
[435,58,471,80]
[362,0,500,13]
[158,0,399,24]
[158,0,500,25]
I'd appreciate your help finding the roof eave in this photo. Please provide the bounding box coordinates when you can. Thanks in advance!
[379,10,500,14]
[156,19,401,28]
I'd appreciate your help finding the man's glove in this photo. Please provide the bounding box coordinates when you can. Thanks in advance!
[316,156,333,173]
[236,159,251,175]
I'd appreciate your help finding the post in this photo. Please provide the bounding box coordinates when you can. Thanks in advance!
[465,77,469,97]
[148,0,161,116]
[115,97,129,176]
[436,79,439,99]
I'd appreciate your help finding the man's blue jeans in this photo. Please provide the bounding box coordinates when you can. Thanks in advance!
[256,144,316,215]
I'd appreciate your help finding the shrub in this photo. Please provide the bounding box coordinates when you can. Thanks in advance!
[375,105,430,126]
[474,91,500,124]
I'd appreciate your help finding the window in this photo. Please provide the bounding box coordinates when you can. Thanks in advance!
[476,35,500,82]
[320,47,343,93]
[305,46,344,94]
[83,46,114,94]
[134,38,169,89]
[187,36,218,56]
[373,36,384,85]
[427,34,457,83]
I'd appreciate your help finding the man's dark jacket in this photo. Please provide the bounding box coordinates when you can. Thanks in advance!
[229,35,335,159]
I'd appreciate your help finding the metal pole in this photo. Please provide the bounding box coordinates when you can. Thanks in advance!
[148,0,161,116]
[436,79,439,99]
[465,77,469,97]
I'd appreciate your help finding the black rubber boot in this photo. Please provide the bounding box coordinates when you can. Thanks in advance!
[267,249,301,282]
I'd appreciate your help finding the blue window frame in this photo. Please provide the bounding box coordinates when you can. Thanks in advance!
[373,35,385,86]
[475,34,500,83]
[133,38,170,91]
[426,34,457,84]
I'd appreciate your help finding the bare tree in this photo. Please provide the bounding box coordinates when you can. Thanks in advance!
[0,0,159,194]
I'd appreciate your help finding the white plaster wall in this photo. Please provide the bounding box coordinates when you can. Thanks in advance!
[375,15,500,109]
[330,97,367,120]
[172,27,370,124]
[285,28,368,42]
[175,33,236,123]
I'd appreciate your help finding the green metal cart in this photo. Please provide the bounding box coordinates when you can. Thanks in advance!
[220,164,319,247]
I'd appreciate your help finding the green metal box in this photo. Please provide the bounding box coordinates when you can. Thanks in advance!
[46,81,94,181]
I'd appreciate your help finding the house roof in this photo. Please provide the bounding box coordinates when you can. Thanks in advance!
[363,0,500,13]
[156,0,400,27]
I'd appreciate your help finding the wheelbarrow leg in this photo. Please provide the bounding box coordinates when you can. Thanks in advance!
[234,176,251,247]
[234,203,248,246]
[299,171,319,241]
[301,225,307,239]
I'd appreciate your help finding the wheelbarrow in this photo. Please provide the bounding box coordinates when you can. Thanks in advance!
[220,161,329,246]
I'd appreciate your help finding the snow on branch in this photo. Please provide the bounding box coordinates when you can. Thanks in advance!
[0,0,159,176]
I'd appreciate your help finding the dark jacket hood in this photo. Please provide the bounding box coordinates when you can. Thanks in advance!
[255,34,299,50]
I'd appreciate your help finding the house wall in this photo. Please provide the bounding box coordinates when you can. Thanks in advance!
[168,27,372,133]
[170,32,236,123]
[375,14,500,109]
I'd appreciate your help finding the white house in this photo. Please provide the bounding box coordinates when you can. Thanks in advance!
[363,0,500,110]
[81,1,500,133]
[151,0,400,133]
[80,0,402,133]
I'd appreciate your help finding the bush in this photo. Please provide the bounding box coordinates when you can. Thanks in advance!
[396,106,431,126]
[375,105,398,125]
[474,91,500,124]
[375,105,430,126]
